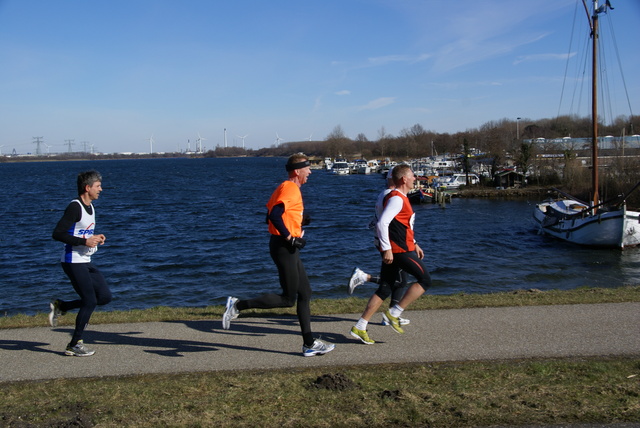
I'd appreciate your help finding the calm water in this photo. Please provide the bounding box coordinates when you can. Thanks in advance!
[1,157,639,316]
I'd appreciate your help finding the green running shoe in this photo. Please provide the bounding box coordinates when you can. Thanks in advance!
[350,326,375,344]
[382,312,410,326]
[383,310,404,334]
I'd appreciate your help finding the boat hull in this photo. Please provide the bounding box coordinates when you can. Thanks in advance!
[534,201,639,249]
[407,189,433,205]
[623,210,640,248]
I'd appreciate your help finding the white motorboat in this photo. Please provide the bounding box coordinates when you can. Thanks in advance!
[324,157,333,171]
[331,161,350,175]
[353,159,370,174]
[432,173,479,189]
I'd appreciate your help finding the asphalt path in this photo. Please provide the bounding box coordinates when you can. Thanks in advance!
[1,302,639,383]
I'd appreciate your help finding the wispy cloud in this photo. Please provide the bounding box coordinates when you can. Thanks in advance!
[513,52,575,65]
[335,90,350,96]
[312,96,323,112]
[357,97,396,111]
[423,1,570,72]
[367,53,430,66]
[332,53,430,75]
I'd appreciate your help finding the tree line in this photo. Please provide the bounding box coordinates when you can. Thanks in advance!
[231,114,638,160]
[206,114,640,207]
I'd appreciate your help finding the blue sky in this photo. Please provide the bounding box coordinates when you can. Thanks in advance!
[1,0,639,154]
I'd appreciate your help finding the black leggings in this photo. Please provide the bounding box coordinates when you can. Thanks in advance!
[60,262,112,345]
[370,270,408,306]
[238,235,313,346]
[376,251,431,301]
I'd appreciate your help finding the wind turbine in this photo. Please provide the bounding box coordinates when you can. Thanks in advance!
[196,133,206,153]
[147,135,154,154]
[275,132,283,146]
[237,134,248,149]
[308,133,313,141]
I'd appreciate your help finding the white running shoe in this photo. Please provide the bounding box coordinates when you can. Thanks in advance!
[348,267,368,295]
[302,339,335,357]
[65,340,95,357]
[222,296,239,330]
[382,312,410,326]
[48,299,65,327]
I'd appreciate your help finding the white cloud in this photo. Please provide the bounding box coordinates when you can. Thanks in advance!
[513,52,576,65]
[357,97,396,111]
[335,90,351,96]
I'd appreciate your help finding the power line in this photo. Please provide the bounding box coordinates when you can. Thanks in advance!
[32,136,43,155]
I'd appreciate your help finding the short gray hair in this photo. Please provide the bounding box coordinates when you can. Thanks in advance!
[77,170,102,196]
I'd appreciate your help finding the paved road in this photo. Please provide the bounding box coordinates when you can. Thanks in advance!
[1,302,638,382]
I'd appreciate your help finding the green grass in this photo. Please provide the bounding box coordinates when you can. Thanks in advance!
[2,285,639,329]
[1,358,638,427]
[1,286,639,427]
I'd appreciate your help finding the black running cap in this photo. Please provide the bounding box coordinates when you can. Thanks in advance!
[285,159,310,171]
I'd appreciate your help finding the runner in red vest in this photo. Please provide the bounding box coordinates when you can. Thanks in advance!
[350,164,431,344]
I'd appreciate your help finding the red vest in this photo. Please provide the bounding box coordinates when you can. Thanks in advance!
[383,190,415,253]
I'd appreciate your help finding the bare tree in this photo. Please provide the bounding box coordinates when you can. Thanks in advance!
[326,125,350,158]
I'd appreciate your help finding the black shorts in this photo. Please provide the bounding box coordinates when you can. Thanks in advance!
[380,250,431,292]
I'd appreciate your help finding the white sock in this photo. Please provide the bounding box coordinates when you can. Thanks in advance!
[355,318,368,330]
[389,305,403,318]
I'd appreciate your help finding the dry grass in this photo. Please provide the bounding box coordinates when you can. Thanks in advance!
[1,358,638,427]
[2,285,639,330]
[1,287,639,427]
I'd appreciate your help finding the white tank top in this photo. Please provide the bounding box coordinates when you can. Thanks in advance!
[61,200,97,263]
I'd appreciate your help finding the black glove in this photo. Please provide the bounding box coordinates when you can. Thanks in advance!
[289,237,306,250]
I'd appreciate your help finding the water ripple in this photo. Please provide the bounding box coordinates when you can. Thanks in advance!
[1,157,639,315]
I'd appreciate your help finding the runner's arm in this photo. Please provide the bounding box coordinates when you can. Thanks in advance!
[52,203,86,246]
[376,195,403,251]
[267,203,291,239]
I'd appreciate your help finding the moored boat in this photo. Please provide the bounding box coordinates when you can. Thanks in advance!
[432,173,479,189]
[534,196,628,247]
[408,188,433,205]
[331,161,350,175]
[533,0,639,249]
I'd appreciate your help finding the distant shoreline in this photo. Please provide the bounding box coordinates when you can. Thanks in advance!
[0,153,209,163]
[0,155,559,201]
[457,186,549,199]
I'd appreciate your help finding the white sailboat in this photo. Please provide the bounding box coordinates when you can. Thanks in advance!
[533,0,640,249]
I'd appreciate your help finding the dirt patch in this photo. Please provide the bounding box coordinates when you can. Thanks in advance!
[1,403,95,428]
[309,373,359,391]
[45,413,94,427]
[379,389,403,401]
[512,288,543,294]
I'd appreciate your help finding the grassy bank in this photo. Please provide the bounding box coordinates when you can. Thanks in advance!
[2,285,639,329]
[1,286,639,427]
[2,358,638,427]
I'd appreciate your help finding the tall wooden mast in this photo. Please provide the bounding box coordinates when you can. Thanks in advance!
[591,1,599,209]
